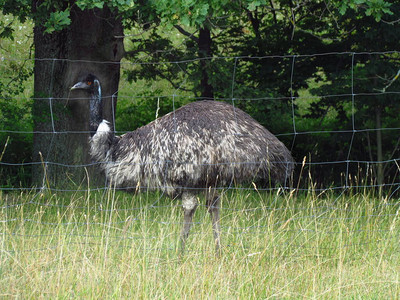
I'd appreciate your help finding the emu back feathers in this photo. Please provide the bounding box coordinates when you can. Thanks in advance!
[90,100,294,193]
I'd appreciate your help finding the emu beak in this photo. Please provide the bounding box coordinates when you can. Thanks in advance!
[71,83,80,90]
[71,82,85,90]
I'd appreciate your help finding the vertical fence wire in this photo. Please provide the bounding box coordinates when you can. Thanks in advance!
[345,52,356,189]
[1,53,400,193]
[0,53,400,257]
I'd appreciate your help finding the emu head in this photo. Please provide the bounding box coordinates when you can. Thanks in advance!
[71,73,101,94]
[71,73,103,135]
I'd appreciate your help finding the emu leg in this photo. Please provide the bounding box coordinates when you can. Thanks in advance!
[181,192,198,253]
[206,189,221,253]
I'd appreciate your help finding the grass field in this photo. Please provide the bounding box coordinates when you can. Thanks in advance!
[0,188,399,298]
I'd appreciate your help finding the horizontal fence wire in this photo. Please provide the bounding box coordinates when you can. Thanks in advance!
[1,51,400,193]
[1,193,399,256]
[1,52,400,258]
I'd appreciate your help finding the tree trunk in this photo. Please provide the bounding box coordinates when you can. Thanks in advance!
[32,4,124,188]
[198,27,214,99]
[375,106,383,190]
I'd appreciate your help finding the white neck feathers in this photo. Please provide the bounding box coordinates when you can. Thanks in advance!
[97,119,110,133]
[89,120,113,162]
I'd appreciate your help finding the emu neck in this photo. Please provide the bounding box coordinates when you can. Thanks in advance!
[89,86,102,135]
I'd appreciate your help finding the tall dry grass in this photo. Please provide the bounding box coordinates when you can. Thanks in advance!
[0,186,399,298]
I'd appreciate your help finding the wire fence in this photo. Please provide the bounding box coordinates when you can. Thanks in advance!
[1,52,400,257]
[2,52,400,192]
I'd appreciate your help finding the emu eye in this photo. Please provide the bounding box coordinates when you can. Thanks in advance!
[87,81,92,85]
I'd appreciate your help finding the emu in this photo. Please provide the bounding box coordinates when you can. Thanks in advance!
[71,73,294,253]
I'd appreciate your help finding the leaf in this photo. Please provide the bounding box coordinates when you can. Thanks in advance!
[247,1,261,11]
[180,14,191,27]
[93,2,104,9]
[199,3,209,16]
[76,0,104,10]
[338,3,348,15]
[0,24,14,40]
[44,10,71,34]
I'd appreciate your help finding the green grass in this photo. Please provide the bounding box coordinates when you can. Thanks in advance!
[1,188,399,298]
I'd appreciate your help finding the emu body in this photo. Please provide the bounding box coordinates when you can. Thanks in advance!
[72,74,294,253]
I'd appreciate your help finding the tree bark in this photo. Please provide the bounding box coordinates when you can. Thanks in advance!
[32,4,124,188]
[198,27,214,99]
[375,106,383,191]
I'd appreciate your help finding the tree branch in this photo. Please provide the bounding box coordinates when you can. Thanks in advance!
[174,25,199,43]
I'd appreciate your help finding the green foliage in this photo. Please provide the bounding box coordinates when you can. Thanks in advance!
[0,81,33,187]
[337,0,393,21]
[0,0,31,23]
[0,14,33,187]
[299,2,400,185]
[0,19,13,39]
[1,0,138,33]
[43,9,71,33]
[76,0,135,10]
[247,0,267,11]
[76,0,105,9]
[150,0,267,28]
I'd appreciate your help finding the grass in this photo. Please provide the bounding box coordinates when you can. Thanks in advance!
[0,188,399,298]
